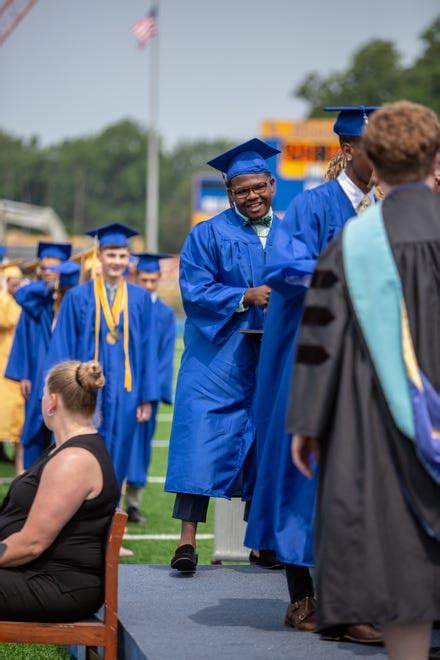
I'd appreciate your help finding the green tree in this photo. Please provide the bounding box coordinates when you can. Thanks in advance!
[294,15,439,115]
[402,17,440,113]
[159,139,233,252]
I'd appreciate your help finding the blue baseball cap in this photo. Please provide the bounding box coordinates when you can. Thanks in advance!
[133,252,174,273]
[207,138,280,182]
[85,222,139,247]
[37,241,72,261]
[324,106,380,137]
[46,261,81,288]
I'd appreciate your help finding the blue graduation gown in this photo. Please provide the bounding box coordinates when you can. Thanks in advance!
[245,180,356,564]
[45,281,159,486]
[165,208,280,499]
[4,282,54,468]
[127,298,176,488]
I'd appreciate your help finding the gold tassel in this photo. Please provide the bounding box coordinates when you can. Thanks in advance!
[122,284,132,392]
[93,276,101,363]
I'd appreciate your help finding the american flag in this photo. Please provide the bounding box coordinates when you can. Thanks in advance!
[131,7,158,48]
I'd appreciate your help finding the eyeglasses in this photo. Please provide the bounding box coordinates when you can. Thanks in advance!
[228,180,271,200]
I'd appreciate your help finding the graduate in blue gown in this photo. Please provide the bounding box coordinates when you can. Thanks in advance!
[245,108,383,638]
[45,223,159,487]
[125,252,176,524]
[5,241,72,468]
[165,139,281,573]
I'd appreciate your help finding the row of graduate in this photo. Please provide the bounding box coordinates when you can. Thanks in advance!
[0,241,176,518]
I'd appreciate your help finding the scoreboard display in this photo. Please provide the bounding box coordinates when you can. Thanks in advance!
[261,118,340,217]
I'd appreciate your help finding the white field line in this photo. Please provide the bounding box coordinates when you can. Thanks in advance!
[157,413,173,422]
[124,533,214,541]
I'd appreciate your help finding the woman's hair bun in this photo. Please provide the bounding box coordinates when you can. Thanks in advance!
[76,360,106,393]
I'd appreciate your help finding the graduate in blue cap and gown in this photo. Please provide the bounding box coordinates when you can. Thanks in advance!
[45,223,159,487]
[165,138,282,573]
[125,252,176,524]
[5,241,72,468]
[245,107,383,643]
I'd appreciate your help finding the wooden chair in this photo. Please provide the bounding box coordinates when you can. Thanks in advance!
[0,510,128,660]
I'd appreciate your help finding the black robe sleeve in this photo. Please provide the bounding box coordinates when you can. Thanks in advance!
[287,236,349,439]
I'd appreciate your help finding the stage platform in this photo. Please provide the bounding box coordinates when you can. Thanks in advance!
[108,564,440,660]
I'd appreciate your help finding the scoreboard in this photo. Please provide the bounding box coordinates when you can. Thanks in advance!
[261,118,340,216]
[192,118,340,226]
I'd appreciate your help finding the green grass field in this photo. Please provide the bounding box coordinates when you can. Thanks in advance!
[0,336,217,657]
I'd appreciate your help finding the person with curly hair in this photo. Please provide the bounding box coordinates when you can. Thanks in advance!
[290,101,440,659]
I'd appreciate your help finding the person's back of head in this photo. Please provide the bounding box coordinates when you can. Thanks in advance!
[362,101,439,186]
[46,360,105,417]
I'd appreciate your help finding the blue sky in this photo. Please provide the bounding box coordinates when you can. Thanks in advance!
[1,0,438,148]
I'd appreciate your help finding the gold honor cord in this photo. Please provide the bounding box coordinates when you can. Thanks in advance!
[93,275,132,392]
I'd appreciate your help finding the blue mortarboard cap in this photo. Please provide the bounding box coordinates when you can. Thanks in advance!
[85,222,139,247]
[37,241,72,261]
[46,261,81,287]
[207,138,280,182]
[324,106,380,137]
[0,246,6,262]
[133,252,174,273]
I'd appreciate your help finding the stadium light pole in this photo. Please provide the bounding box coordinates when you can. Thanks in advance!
[145,2,160,251]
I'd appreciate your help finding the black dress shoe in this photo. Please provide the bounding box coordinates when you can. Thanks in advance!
[249,550,284,570]
[127,506,146,524]
[170,544,198,572]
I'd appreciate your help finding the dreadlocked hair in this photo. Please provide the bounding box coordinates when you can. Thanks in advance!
[324,151,346,181]
[374,185,385,201]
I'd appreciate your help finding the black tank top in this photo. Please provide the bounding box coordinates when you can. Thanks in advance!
[0,433,119,589]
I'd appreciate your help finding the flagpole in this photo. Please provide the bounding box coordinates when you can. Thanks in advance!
[146,2,159,251]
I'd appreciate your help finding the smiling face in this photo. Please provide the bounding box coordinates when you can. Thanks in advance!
[98,246,129,283]
[228,172,274,220]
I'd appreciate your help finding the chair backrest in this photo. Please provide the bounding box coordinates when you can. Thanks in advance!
[103,510,127,631]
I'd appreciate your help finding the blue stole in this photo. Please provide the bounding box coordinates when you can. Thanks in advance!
[342,202,440,492]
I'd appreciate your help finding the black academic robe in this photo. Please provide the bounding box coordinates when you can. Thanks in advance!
[288,185,440,628]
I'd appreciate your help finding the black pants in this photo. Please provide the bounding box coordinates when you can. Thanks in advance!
[285,563,314,604]
[0,568,103,622]
[172,493,251,524]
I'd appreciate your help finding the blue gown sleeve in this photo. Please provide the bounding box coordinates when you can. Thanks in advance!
[179,221,247,343]
[158,307,176,405]
[4,311,30,381]
[46,289,79,368]
[15,281,53,321]
[140,293,160,404]
[264,197,318,298]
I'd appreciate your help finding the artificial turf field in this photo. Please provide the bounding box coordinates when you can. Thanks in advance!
[0,336,214,658]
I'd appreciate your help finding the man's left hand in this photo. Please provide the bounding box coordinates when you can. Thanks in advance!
[291,434,320,479]
[137,402,152,423]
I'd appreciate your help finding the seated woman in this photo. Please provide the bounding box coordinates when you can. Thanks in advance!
[0,360,119,622]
